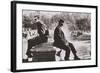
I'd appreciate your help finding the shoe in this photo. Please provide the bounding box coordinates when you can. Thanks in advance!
[74,56,80,60]
[65,58,70,61]
[26,51,33,57]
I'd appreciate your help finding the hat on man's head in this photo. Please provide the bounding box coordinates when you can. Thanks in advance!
[34,15,40,19]
[59,19,64,23]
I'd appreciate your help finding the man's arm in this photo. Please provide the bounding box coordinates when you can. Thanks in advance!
[37,21,46,35]
[56,28,67,45]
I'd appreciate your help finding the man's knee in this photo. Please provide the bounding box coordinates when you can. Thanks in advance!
[69,42,73,46]
[63,45,70,53]
[69,42,75,48]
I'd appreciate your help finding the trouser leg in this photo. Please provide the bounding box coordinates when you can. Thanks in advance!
[26,39,35,57]
[61,45,70,60]
[68,42,80,60]
[68,42,77,57]
[40,35,48,43]
[26,37,41,57]
[64,48,70,60]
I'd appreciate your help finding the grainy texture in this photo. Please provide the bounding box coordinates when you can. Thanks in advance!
[22,10,91,63]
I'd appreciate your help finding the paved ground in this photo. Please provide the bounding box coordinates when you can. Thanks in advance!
[69,40,91,60]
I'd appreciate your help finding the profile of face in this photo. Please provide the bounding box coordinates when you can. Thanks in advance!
[59,20,64,27]
[34,16,39,23]
[60,22,64,26]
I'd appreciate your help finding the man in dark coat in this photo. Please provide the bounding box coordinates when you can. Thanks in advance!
[26,15,49,57]
[53,19,80,60]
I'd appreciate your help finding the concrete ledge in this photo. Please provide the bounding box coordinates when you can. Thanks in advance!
[25,42,65,62]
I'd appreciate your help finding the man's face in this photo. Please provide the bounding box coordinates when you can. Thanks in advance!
[34,17,38,23]
[59,22,64,26]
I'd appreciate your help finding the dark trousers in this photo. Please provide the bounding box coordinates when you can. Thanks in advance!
[54,42,77,60]
[26,36,48,57]
[68,43,77,55]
